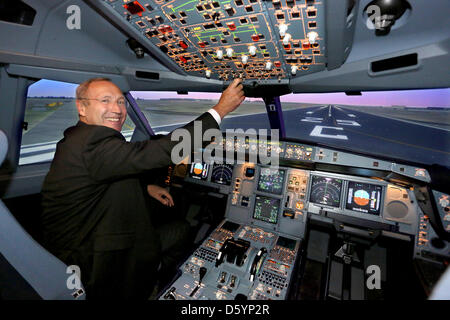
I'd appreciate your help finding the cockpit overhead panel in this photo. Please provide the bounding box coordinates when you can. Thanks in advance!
[105,0,326,80]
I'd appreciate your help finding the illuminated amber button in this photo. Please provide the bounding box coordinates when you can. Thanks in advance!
[295,201,304,210]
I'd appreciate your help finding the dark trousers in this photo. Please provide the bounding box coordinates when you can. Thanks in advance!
[58,219,190,300]
[156,219,191,285]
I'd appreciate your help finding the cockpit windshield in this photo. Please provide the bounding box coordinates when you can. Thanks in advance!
[21,80,449,168]
[133,88,450,168]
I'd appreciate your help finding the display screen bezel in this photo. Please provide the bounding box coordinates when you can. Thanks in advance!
[253,195,280,224]
[345,181,383,216]
[309,175,343,208]
[257,168,286,195]
[189,162,209,180]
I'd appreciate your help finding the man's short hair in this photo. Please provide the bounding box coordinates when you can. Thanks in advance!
[76,77,112,104]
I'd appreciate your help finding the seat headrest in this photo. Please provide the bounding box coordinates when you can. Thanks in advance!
[0,130,8,166]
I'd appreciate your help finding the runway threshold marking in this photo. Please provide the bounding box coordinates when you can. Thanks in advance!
[299,106,362,140]
[310,126,348,140]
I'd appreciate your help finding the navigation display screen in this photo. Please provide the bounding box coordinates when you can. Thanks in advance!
[189,162,209,180]
[257,168,286,195]
[253,196,280,224]
[346,181,383,215]
[309,176,343,208]
[211,164,233,186]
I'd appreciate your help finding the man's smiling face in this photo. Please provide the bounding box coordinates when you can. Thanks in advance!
[76,80,127,132]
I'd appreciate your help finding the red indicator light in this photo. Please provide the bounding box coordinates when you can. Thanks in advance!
[274,61,281,68]
[123,1,145,16]
[157,25,172,33]
[284,44,291,50]
[302,42,310,50]
[180,56,187,63]
[226,22,237,30]
[251,34,260,42]
[179,41,188,49]
[198,42,206,48]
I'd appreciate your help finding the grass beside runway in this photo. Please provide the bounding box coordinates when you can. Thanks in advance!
[23,98,75,133]
[337,105,450,130]
[138,99,320,128]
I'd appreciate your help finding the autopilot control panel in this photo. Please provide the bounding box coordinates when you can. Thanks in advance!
[105,0,326,80]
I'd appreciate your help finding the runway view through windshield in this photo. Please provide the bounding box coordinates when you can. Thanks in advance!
[20,85,450,168]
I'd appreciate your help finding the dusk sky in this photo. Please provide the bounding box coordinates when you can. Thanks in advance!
[28,79,450,108]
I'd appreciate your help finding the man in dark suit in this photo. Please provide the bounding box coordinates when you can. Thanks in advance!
[41,78,245,299]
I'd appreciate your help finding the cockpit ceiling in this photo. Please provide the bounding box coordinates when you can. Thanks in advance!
[104,0,326,81]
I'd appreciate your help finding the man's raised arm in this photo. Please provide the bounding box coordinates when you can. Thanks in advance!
[82,79,245,182]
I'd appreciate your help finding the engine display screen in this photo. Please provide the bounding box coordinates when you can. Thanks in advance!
[189,162,209,180]
[257,168,286,195]
[309,176,343,208]
[346,182,383,215]
[253,196,280,224]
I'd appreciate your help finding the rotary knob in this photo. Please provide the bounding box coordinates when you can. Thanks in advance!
[291,65,298,75]
[283,33,292,45]
[248,45,257,56]
[308,32,319,45]
[279,23,288,37]
[439,196,449,208]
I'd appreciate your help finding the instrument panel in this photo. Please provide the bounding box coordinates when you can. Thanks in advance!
[175,139,449,300]
[185,137,443,237]
[104,0,326,80]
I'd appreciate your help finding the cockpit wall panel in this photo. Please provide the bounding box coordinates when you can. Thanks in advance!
[1,0,449,94]
[290,0,450,93]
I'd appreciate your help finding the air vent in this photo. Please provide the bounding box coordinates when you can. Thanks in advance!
[0,0,36,26]
[135,71,160,80]
[371,53,418,73]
